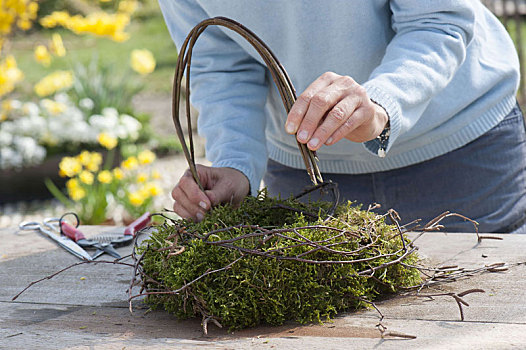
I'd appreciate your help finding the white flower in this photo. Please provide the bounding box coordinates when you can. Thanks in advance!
[9,100,22,109]
[54,93,70,104]
[16,115,46,138]
[89,113,119,134]
[79,98,94,110]
[0,147,23,169]
[0,93,145,170]
[0,121,14,133]
[0,130,13,146]
[120,114,141,140]
[22,102,39,116]
[102,107,119,119]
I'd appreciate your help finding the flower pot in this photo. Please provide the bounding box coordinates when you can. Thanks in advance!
[0,150,122,204]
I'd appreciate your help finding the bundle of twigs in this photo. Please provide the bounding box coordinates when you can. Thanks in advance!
[171,16,323,188]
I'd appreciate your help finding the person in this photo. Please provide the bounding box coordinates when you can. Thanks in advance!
[158,1,525,233]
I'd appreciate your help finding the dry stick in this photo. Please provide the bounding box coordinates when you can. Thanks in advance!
[171,17,323,190]
[128,247,149,313]
[128,256,244,302]
[12,260,135,301]
[416,289,485,321]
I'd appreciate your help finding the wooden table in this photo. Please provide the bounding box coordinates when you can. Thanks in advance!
[1,225,525,349]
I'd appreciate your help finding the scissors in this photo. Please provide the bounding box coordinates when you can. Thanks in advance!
[55,219,122,260]
[19,219,93,261]
[93,212,151,248]
[57,212,151,260]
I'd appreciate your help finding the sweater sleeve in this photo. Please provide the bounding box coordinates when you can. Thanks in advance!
[363,0,475,156]
[158,0,269,195]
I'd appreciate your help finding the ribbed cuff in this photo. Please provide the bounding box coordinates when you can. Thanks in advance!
[363,84,402,156]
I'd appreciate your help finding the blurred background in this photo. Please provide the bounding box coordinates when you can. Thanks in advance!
[0,0,524,228]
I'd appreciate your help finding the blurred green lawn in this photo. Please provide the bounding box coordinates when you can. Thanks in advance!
[11,4,177,96]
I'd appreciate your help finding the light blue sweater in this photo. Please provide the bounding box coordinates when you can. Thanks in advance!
[158,0,520,195]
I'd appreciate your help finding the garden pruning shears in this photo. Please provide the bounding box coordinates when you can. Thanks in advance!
[58,220,122,260]
[94,212,152,247]
[59,212,151,260]
[19,219,93,261]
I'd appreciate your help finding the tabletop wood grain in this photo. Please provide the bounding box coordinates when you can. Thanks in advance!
[1,226,525,349]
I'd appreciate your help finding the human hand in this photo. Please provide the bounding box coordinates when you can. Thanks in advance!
[285,72,388,151]
[171,165,250,222]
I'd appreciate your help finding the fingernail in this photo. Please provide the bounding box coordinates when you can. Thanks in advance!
[199,201,207,210]
[196,212,204,222]
[285,122,296,134]
[298,130,309,142]
[308,138,319,148]
[326,137,333,145]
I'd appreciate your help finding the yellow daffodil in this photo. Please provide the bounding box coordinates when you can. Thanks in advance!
[1,100,13,113]
[79,170,94,185]
[59,156,82,177]
[86,152,103,172]
[144,182,161,196]
[151,170,161,179]
[130,49,156,75]
[41,99,66,115]
[27,2,39,19]
[97,170,113,184]
[128,191,145,206]
[17,19,32,30]
[40,11,130,42]
[34,70,74,97]
[0,55,24,97]
[34,45,51,66]
[121,156,138,170]
[50,33,66,57]
[97,132,118,150]
[78,151,92,166]
[118,0,138,14]
[68,186,86,201]
[66,178,80,190]
[137,149,155,164]
[136,172,148,183]
[113,167,124,180]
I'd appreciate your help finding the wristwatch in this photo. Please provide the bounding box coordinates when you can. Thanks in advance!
[376,121,390,158]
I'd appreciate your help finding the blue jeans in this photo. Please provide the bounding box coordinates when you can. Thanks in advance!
[263,104,526,233]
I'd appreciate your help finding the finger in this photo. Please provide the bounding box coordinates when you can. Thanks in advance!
[204,176,236,206]
[178,175,209,216]
[181,168,212,210]
[285,72,339,134]
[297,75,358,144]
[307,94,362,150]
[325,103,376,145]
[173,201,193,220]
[172,186,197,220]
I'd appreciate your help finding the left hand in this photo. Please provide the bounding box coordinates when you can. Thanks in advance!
[285,72,389,151]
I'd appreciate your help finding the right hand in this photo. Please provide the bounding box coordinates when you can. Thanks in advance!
[171,164,250,222]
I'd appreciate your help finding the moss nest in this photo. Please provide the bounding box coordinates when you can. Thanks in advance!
[138,190,421,331]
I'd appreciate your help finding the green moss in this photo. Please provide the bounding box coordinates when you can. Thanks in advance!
[139,190,420,330]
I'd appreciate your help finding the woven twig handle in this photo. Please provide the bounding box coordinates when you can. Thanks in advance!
[171,16,323,191]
